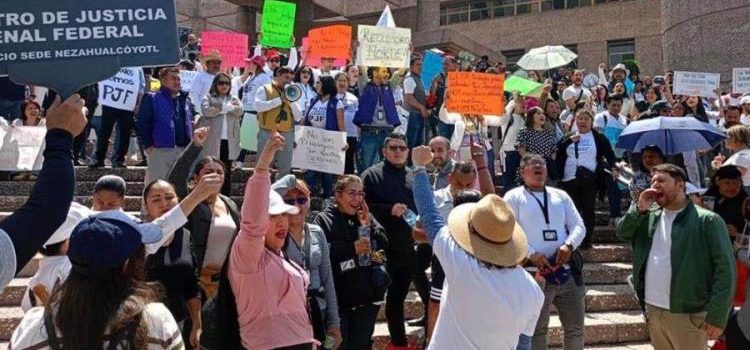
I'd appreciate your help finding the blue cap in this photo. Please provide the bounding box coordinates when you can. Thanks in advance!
[68,211,162,271]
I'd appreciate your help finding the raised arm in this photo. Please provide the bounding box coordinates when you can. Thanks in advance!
[411,146,446,243]
[230,126,285,274]
[0,94,86,278]
[166,127,209,200]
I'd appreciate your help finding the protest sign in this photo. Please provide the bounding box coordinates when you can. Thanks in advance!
[733,68,750,94]
[98,67,140,111]
[421,51,444,89]
[301,37,347,68]
[200,31,249,68]
[446,72,505,115]
[0,0,179,98]
[180,70,198,91]
[0,125,46,171]
[673,71,720,98]
[292,126,347,175]
[308,25,351,61]
[356,25,410,68]
[504,76,542,96]
[260,0,296,49]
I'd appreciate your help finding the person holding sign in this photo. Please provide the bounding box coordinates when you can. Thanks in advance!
[254,67,303,177]
[353,66,402,171]
[200,72,244,195]
[138,67,200,186]
[303,76,346,198]
[254,36,298,75]
[336,72,361,174]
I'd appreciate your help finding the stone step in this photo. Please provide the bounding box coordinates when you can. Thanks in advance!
[0,307,23,341]
[371,310,648,349]
[377,283,640,322]
[552,344,653,350]
[69,166,256,183]
[584,263,632,285]
[0,278,30,307]
[584,244,632,263]
[0,181,250,197]
[0,195,245,212]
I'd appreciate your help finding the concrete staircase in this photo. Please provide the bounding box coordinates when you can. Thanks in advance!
[0,167,652,349]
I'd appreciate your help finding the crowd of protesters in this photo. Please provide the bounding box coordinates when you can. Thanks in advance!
[2,30,750,350]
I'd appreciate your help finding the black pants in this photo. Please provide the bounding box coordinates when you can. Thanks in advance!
[386,256,417,346]
[562,177,597,249]
[726,311,750,349]
[273,343,313,350]
[345,136,359,174]
[95,106,134,164]
[340,304,379,350]
[73,104,96,161]
[220,140,231,196]
[412,244,432,313]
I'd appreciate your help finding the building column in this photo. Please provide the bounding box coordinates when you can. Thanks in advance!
[416,0,440,32]
[295,0,315,42]
[236,5,258,36]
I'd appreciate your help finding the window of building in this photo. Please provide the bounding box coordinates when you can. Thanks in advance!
[608,39,635,67]
[440,3,470,25]
[516,0,536,14]
[502,49,526,72]
[493,0,515,17]
[470,1,491,21]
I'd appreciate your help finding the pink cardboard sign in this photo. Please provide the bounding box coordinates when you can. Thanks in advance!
[201,31,249,68]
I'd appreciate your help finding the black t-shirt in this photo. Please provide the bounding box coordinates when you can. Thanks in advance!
[147,228,200,322]
[713,191,747,237]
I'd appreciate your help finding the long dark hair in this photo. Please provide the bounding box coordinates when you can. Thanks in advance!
[49,246,159,349]
[318,76,337,99]
[193,156,226,179]
[294,65,315,90]
[208,72,232,97]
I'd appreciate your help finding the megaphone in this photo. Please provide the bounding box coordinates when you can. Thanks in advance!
[284,84,303,103]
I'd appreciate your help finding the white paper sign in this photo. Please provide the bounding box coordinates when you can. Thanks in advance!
[673,71,720,98]
[0,126,46,171]
[292,126,347,175]
[356,25,411,68]
[98,67,140,111]
[733,68,750,94]
[180,70,199,92]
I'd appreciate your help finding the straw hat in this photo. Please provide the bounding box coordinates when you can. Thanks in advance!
[202,50,223,64]
[447,194,528,267]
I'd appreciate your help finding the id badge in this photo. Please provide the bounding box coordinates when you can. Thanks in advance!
[543,229,558,241]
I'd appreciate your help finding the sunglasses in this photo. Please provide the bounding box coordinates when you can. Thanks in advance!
[283,197,308,206]
[217,81,231,86]
[387,145,408,152]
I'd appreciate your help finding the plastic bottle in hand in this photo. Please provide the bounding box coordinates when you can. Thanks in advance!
[403,208,418,228]
[358,225,371,266]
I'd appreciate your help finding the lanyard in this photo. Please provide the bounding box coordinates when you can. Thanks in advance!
[525,186,550,225]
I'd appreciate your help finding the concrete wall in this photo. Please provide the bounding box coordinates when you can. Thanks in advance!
[437,0,664,75]
[661,0,750,85]
[176,0,242,34]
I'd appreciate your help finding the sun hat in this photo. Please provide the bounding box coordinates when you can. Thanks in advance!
[67,211,162,271]
[201,50,223,64]
[609,63,630,79]
[44,202,92,248]
[447,194,528,267]
[741,95,750,106]
[268,190,300,216]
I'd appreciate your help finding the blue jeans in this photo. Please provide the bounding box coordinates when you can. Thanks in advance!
[606,173,622,218]
[358,128,390,172]
[0,99,23,123]
[405,111,425,149]
[304,170,333,199]
[501,150,521,194]
[436,118,455,139]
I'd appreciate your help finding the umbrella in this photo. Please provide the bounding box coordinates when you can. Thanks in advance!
[517,46,578,71]
[615,117,726,155]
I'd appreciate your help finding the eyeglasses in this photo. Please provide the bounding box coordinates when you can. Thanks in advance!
[217,81,231,86]
[338,190,365,198]
[387,145,408,152]
[283,197,308,205]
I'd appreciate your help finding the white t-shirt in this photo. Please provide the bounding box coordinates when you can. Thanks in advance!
[563,131,598,181]
[725,149,750,186]
[504,186,586,259]
[593,111,627,130]
[11,303,185,350]
[404,76,418,95]
[645,207,683,309]
[429,226,544,349]
[21,256,71,312]
[307,98,344,129]
[337,92,359,137]
[189,71,216,106]
[562,85,592,107]
[434,187,454,221]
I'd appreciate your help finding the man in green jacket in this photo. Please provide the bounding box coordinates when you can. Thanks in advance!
[617,164,736,350]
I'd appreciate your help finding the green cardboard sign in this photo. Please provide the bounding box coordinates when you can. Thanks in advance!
[504,76,543,96]
[260,0,296,49]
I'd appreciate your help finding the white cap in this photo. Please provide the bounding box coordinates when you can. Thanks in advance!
[45,202,92,247]
[685,182,707,196]
[741,95,750,105]
[268,191,300,216]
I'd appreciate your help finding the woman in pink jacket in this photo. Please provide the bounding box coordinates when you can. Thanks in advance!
[229,125,315,350]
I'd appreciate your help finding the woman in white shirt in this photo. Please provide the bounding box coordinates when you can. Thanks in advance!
[304,76,345,198]
[335,72,360,174]
[713,125,750,192]
[293,66,317,116]
[492,93,525,191]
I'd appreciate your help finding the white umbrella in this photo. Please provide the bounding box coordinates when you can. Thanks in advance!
[517,45,578,71]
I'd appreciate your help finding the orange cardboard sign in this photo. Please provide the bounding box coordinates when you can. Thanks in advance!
[446,72,505,115]
[308,25,352,61]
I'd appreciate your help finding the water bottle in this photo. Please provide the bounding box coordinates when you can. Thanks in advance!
[358,225,371,266]
[403,208,418,228]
